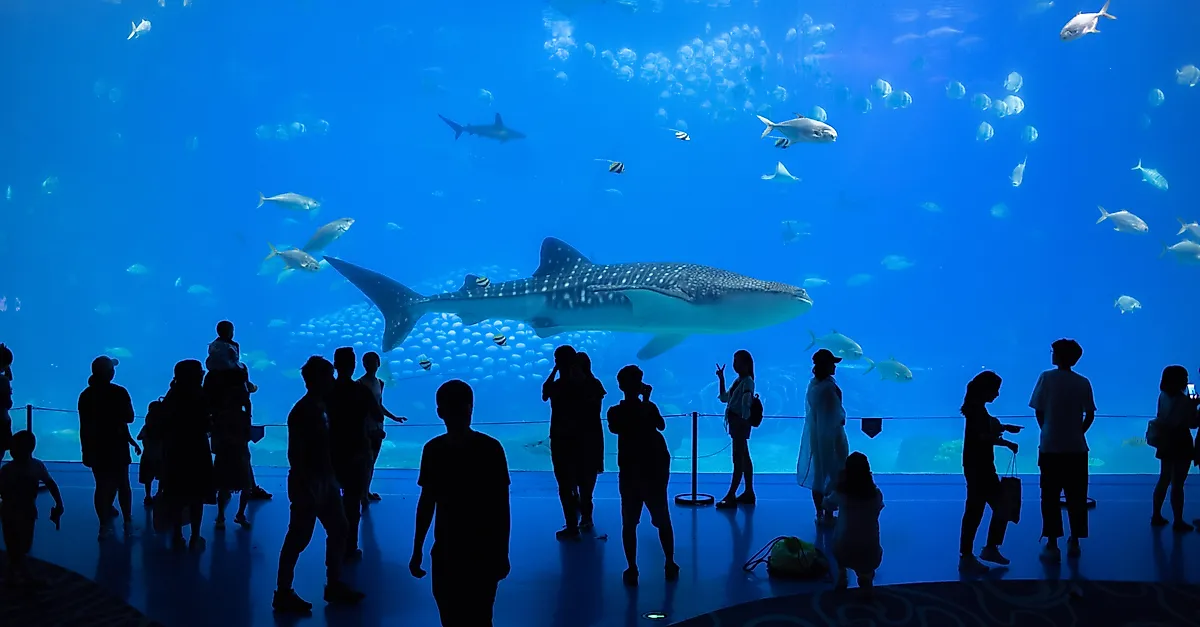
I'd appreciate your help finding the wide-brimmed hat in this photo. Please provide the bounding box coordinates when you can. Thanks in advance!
[812,349,842,364]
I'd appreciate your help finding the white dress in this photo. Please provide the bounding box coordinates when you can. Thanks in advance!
[796,376,849,504]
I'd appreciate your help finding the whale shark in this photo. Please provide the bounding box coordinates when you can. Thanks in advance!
[438,113,525,142]
[324,237,813,360]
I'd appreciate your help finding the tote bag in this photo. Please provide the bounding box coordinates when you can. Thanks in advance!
[998,452,1021,524]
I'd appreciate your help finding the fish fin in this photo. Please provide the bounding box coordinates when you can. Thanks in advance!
[494,112,504,127]
[257,192,266,208]
[438,114,464,140]
[533,237,592,277]
[459,274,483,292]
[863,357,876,375]
[1132,159,1141,170]
[1159,242,1169,259]
[276,269,295,284]
[637,335,689,360]
[1099,0,1115,18]
[323,256,427,352]
[1096,206,1109,224]
[756,115,775,140]
[529,318,567,339]
[804,330,817,351]
[128,23,135,39]
[264,242,279,262]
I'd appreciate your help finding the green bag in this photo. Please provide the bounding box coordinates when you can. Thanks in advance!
[743,536,830,580]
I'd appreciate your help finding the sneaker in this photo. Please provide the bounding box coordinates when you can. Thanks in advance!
[715,497,738,510]
[664,562,680,581]
[735,492,756,505]
[233,515,251,530]
[272,589,313,614]
[250,486,273,501]
[214,518,226,531]
[555,527,581,541]
[958,554,990,575]
[97,525,114,542]
[123,521,134,537]
[1039,545,1061,564]
[579,518,594,531]
[1151,515,1170,527]
[979,546,1010,566]
[324,581,365,605]
[143,495,154,507]
[1172,521,1195,533]
[622,568,639,587]
[189,536,206,553]
[1066,538,1081,558]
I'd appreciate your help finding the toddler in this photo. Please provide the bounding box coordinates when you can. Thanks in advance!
[0,431,64,586]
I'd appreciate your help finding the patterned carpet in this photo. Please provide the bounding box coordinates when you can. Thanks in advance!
[671,579,1200,627]
[0,549,166,627]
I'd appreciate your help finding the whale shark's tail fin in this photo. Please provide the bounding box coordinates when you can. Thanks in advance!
[324,257,426,351]
[438,114,464,140]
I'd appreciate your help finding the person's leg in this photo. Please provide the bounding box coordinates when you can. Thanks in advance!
[458,576,500,627]
[1152,459,1172,525]
[1063,452,1089,553]
[367,434,383,500]
[216,490,231,528]
[721,438,745,504]
[959,474,987,556]
[274,503,318,612]
[1168,461,1192,531]
[645,480,678,578]
[578,470,597,527]
[115,466,133,531]
[431,566,467,627]
[316,491,362,605]
[1038,453,1065,560]
[740,443,755,499]
[188,499,206,551]
[618,477,641,580]
[93,468,119,539]
[551,446,580,536]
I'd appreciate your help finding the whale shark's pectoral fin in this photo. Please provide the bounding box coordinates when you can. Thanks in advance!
[637,335,688,360]
[589,285,695,303]
[529,317,568,339]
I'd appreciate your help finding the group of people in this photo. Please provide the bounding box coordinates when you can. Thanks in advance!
[1,330,1198,621]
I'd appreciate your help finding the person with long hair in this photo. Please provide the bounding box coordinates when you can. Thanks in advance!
[715,349,756,509]
[1149,365,1198,531]
[828,452,883,596]
[797,349,849,524]
[573,352,607,530]
[160,359,216,551]
[958,371,1022,574]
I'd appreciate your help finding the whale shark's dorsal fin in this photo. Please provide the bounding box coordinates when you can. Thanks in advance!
[494,113,504,127]
[534,238,592,277]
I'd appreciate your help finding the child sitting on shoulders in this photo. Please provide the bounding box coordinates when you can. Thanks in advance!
[607,365,679,587]
[828,451,884,596]
[0,431,64,586]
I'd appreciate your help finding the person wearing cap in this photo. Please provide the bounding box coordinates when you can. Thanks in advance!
[77,355,140,540]
[797,348,849,524]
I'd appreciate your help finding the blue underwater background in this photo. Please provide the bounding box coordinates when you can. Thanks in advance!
[1,0,1197,475]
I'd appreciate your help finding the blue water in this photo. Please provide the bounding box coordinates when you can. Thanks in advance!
[1,0,1196,475]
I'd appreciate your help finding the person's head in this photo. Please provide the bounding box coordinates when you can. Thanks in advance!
[216,320,234,341]
[616,364,645,397]
[436,379,474,430]
[333,347,356,377]
[576,352,595,378]
[90,355,118,383]
[839,451,876,499]
[363,351,381,374]
[301,355,335,395]
[1160,365,1189,395]
[811,348,841,378]
[8,430,35,461]
[553,345,578,371]
[963,370,1003,412]
[1051,338,1083,369]
[0,342,12,369]
[172,359,204,389]
[733,349,754,378]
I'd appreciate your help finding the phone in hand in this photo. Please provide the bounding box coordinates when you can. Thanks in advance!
[1188,383,1198,400]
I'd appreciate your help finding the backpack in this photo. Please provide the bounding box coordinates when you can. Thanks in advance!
[743,536,830,580]
[749,394,764,428]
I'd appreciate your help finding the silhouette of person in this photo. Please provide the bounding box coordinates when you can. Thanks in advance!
[716,350,757,509]
[160,359,217,551]
[357,351,407,503]
[326,346,374,560]
[1149,365,1198,531]
[829,452,883,596]
[607,365,678,587]
[574,352,607,527]
[957,371,1022,574]
[136,398,166,506]
[797,349,849,524]
[410,379,511,627]
[0,430,64,586]
[206,321,271,506]
[78,355,140,540]
[1029,338,1095,563]
[273,355,365,614]
[0,342,13,463]
[542,345,596,539]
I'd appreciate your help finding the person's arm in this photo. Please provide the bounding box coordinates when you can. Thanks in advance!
[648,401,665,431]
[120,388,135,424]
[1082,379,1097,434]
[493,443,512,580]
[38,464,64,512]
[126,425,141,456]
[1029,373,1045,428]
[607,405,624,435]
[410,445,436,577]
[377,381,405,422]
[738,378,755,419]
[542,368,558,402]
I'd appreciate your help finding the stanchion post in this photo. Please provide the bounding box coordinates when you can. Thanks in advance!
[25,404,32,431]
[674,411,714,506]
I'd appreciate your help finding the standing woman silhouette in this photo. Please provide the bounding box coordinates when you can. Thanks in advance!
[715,350,756,509]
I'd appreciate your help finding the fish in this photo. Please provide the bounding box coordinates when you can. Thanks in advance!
[1060,0,1115,41]
[781,220,809,244]
[302,218,355,254]
[1176,218,1200,240]
[1161,240,1200,263]
[603,161,625,174]
[863,357,914,382]
[1131,159,1168,191]
[492,333,507,347]
[1114,295,1141,314]
[105,347,133,358]
[1177,64,1200,87]
[125,263,149,275]
[325,237,814,361]
[264,243,322,272]
[4,185,10,201]
[268,319,288,328]
[756,114,837,144]
[417,355,433,371]
[802,277,829,288]
[475,276,491,288]
[1122,437,1147,448]
[437,113,525,142]
[1096,206,1148,234]
[761,162,799,182]
[672,130,691,141]
[258,192,320,211]
[128,19,151,40]
[773,137,791,149]
[1011,156,1028,187]
[804,330,864,361]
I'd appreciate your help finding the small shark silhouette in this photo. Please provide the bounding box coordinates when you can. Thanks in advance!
[325,238,813,360]
[438,113,525,142]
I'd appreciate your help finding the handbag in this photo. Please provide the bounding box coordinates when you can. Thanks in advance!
[1145,419,1159,448]
[998,452,1022,524]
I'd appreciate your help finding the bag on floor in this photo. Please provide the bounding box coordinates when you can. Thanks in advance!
[998,453,1021,524]
[743,536,830,580]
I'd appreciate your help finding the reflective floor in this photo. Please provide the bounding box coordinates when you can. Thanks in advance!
[13,465,1200,627]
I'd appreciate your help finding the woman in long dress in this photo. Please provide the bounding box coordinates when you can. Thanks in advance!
[797,349,849,524]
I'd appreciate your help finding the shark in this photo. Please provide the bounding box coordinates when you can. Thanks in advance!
[437,113,525,142]
[324,237,813,360]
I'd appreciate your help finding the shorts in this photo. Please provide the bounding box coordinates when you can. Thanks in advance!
[1,512,34,556]
[618,474,671,528]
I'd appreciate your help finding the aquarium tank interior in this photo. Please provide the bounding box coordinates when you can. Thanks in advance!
[1,0,1197,476]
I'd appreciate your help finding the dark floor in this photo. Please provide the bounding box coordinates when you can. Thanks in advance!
[9,465,1200,627]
